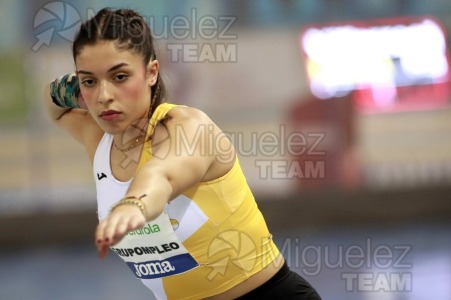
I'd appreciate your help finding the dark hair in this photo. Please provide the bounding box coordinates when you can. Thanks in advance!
[72,8,166,117]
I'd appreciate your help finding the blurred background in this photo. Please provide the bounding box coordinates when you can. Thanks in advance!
[1,0,451,299]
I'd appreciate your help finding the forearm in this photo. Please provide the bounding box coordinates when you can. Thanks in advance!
[125,167,174,221]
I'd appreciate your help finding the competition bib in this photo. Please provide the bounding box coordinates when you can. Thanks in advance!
[111,210,199,279]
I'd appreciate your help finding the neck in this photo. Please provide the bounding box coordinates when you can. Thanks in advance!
[113,117,149,152]
[114,135,146,152]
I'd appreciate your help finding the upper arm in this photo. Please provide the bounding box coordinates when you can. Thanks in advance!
[57,109,101,144]
[148,106,235,197]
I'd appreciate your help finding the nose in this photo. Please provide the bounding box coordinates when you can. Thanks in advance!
[98,80,113,104]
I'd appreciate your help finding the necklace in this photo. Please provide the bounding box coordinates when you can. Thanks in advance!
[113,135,146,153]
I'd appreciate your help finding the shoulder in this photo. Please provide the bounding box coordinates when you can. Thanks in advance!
[157,105,216,135]
[166,105,212,125]
[153,104,236,180]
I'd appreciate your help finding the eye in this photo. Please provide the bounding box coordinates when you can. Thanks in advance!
[114,73,129,82]
[81,78,96,87]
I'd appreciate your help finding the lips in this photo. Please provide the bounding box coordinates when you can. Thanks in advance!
[99,110,121,121]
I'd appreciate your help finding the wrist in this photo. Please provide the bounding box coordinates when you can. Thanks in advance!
[111,194,148,219]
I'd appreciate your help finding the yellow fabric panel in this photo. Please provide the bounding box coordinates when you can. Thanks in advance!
[136,103,281,299]
[137,102,178,166]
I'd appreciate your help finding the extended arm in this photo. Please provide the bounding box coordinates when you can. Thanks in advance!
[95,106,235,257]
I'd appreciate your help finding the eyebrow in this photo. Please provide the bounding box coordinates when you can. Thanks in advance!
[77,63,129,75]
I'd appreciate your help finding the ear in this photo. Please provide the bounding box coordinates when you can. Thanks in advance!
[146,60,159,87]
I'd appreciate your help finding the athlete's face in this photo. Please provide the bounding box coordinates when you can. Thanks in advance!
[75,40,158,135]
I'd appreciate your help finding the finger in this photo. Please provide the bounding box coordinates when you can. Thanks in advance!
[103,215,122,246]
[98,244,109,259]
[112,218,130,245]
[95,221,110,257]
[96,218,119,248]
[95,220,107,245]
[96,217,121,257]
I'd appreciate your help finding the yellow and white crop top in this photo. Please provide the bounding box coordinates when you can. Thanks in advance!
[93,103,280,300]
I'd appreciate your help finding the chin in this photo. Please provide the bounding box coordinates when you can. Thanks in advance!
[103,127,124,136]
[97,122,124,135]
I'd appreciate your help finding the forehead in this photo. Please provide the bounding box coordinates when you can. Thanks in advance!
[75,40,142,71]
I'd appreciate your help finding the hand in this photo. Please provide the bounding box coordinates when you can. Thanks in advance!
[95,205,146,259]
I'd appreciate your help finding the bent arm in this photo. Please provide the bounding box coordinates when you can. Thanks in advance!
[43,76,102,149]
